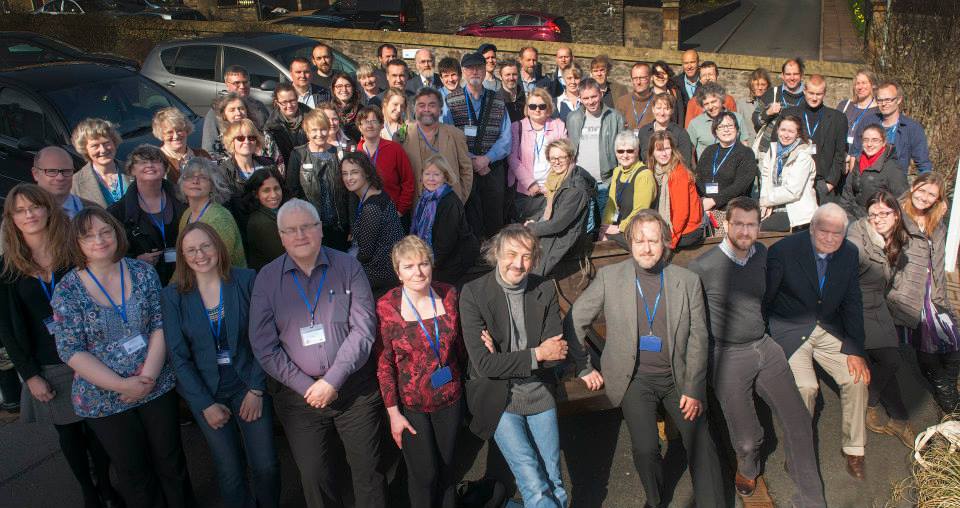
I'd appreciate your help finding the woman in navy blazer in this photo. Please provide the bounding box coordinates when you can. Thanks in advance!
[161,222,280,508]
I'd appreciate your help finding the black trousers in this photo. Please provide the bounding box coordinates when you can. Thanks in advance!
[400,401,462,508]
[85,390,195,508]
[272,376,387,508]
[620,372,724,508]
[55,421,116,502]
[0,367,20,408]
[916,349,960,414]
[866,347,909,420]
[465,162,506,239]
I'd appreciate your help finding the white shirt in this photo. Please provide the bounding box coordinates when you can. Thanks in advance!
[532,129,550,186]
[577,113,603,181]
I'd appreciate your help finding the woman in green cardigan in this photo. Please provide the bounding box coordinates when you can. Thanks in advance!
[177,158,247,268]
[241,168,286,271]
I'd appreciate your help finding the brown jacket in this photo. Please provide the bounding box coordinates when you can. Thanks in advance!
[402,123,474,202]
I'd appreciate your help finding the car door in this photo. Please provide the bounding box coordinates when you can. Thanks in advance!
[513,14,542,40]
[160,44,218,114]
[486,14,516,38]
[0,86,66,201]
[221,46,283,109]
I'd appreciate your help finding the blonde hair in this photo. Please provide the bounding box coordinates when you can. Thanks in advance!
[525,88,555,118]
[901,172,949,233]
[422,154,454,184]
[356,63,375,80]
[71,118,121,163]
[545,138,576,160]
[152,107,194,140]
[391,235,435,274]
[222,119,264,155]
[303,108,331,131]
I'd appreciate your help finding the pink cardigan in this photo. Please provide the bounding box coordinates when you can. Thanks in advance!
[507,118,568,196]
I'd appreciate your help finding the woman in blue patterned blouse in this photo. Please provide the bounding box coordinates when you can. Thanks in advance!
[52,207,195,508]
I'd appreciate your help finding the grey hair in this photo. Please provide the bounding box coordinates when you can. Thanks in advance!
[178,158,233,204]
[614,131,640,151]
[277,198,321,227]
[481,223,542,268]
[625,209,673,250]
[695,81,727,107]
[810,202,849,230]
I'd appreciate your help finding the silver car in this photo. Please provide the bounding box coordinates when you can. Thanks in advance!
[140,32,358,114]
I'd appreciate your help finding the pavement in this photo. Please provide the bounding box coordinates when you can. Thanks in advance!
[0,344,938,507]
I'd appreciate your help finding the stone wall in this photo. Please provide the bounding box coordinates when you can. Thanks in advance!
[624,6,662,48]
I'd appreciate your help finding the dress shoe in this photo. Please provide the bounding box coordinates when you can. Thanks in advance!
[881,419,917,449]
[843,452,865,480]
[735,472,757,496]
[865,405,889,434]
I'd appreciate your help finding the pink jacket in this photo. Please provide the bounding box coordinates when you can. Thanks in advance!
[507,118,568,196]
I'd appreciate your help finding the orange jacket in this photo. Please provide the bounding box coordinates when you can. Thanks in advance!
[664,164,704,248]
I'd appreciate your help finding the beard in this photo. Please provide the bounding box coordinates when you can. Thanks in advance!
[418,111,438,126]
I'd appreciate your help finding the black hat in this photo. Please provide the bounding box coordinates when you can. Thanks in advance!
[460,52,485,68]
[478,43,498,55]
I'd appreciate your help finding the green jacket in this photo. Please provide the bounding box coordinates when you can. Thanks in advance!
[178,202,247,269]
[565,105,627,183]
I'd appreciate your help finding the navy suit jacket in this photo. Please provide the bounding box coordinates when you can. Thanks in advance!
[764,230,865,358]
[161,268,266,413]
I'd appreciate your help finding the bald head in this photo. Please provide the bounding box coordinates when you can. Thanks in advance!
[32,146,75,201]
[556,47,573,71]
[681,49,700,80]
[414,48,435,77]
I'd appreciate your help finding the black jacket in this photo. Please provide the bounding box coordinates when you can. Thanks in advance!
[783,103,848,198]
[693,143,758,209]
[427,191,479,285]
[527,166,596,276]
[840,146,908,219]
[637,122,695,167]
[764,230,865,358]
[264,104,310,167]
[499,86,526,124]
[459,271,562,440]
[0,265,72,379]
[107,180,187,285]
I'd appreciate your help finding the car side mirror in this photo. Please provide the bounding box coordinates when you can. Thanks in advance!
[479,22,491,28]
[17,137,44,152]
[260,80,277,91]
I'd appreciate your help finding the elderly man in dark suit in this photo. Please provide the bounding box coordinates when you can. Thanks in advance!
[567,209,724,508]
[765,202,870,480]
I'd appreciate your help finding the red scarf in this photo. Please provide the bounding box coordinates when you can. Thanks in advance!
[858,145,885,174]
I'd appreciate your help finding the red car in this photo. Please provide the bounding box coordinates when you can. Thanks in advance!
[456,11,569,42]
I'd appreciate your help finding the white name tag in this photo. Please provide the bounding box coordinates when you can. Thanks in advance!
[809,143,817,154]
[300,324,326,347]
[303,163,314,169]
[163,248,177,263]
[216,349,232,366]
[846,135,854,145]
[706,182,719,194]
[121,334,147,355]
[464,125,478,137]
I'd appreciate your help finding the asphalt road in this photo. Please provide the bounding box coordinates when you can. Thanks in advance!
[0,346,936,507]
[683,0,821,61]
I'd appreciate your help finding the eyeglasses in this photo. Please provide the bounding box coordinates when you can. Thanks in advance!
[528,103,548,111]
[279,222,321,236]
[234,135,257,143]
[35,167,74,177]
[13,204,45,217]
[333,84,352,90]
[615,149,636,154]
[183,242,215,259]
[184,174,210,183]
[716,124,737,131]
[79,229,115,244]
[868,211,895,220]
[876,97,898,105]
[548,156,570,164]
[276,99,299,106]
[359,119,381,127]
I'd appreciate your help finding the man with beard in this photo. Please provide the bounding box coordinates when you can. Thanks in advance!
[784,75,848,202]
[615,62,656,132]
[405,48,442,95]
[497,59,526,123]
[518,47,551,94]
[311,42,336,89]
[403,87,474,202]
[442,52,512,238]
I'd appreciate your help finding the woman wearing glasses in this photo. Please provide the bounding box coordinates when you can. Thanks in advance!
[524,139,595,277]
[177,158,247,269]
[355,105,416,222]
[686,82,750,160]
[52,207,194,508]
[508,88,568,222]
[600,131,656,250]
[161,222,279,507]
[264,83,309,168]
[331,72,363,144]
[219,119,282,196]
[153,107,211,184]
[840,125,908,220]
[693,111,758,236]
[1,185,123,508]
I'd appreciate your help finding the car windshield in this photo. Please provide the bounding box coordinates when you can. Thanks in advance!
[75,0,122,10]
[268,42,357,75]
[44,74,195,138]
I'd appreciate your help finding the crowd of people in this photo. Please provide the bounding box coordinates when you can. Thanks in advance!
[0,38,952,508]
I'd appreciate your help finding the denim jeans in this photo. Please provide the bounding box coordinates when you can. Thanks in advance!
[588,182,609,234]
[193,378,280,508]
[493,409,567,508]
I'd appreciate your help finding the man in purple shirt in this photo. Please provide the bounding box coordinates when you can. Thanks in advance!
[249,198,386,508]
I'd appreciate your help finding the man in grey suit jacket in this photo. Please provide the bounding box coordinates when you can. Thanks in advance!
[567,209,724,508]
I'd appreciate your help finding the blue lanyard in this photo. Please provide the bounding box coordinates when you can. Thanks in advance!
[819,273,827,295]
[712,145,733,179]
[418,126,440,153]
[85,261,127,324]
[36,272,56,302]
[532,126,547,160]
[631,94,653,127]
[464,86,487,125]
[206,282,223,345]
[804,109,824,138]
[138,192,167,245]
[780,88,802,107]
[635,271,663,334]
[848,98,874,135]
[886,123,898,145]
[188,200,211,224]
[355,185,371,220]
[402,287,444,364]
[363,142,381,166]
[94,168,125,203]
[292,265,328,325]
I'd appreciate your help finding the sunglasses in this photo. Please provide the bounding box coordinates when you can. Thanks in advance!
[528,103,548,111]
[615,149,636,154]
[234,135,257,143]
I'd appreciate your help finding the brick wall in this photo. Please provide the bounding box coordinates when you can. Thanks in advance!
[624,6,662,48]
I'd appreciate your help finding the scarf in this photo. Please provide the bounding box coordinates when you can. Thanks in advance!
[542,164,572,222]
[281,111,303,133]
[653,163,673,231]
[410,183,452,246]
[858,145,886,175]
[774,140,800,185]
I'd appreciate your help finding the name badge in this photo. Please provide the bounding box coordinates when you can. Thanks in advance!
[633,129,640,138]
[705,182,719,194]
[303,163,314,169]
[463,125,478,137]
[163,248,177,263]
[121,334,147,355]
[430,366,453,389]
[846,135,854,145]
[639,335,662,352]
[216,349,232,366]
[43,316,56,336]
[300,324,326,347]
[809,143,817,154]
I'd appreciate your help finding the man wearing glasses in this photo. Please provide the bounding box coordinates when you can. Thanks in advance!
[32,146,91,218]
[250,198,387,508]
[848,80,931,175]
[615,62,656,133]
[202,65,270,153]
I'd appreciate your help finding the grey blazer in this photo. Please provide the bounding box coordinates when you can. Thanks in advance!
[566,259,709,406]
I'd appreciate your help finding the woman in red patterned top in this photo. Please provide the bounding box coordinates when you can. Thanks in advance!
[375,235,466,508]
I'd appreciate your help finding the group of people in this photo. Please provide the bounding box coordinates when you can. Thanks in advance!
[0,35,952,508]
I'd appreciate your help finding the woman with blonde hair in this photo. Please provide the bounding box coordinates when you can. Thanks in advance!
[646,130,703,249]
[380,87,410,143]
[508,87,567,221]
[837,69,879,146]
[71,118,129,208]
[555,65,583,122]
[220,119,280,195]
[355,63,382,106]
[211,93,283,167]
[152,107,211,183]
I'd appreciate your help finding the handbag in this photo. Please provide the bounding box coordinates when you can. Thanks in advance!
[918,250,960,354]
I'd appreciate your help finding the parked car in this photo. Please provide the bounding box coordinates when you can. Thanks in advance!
[312,0,420,31]
[456,11,570,42]
[271,14,354,28]
[0,31,138,70]
[33,0,205,20]
[140,33,359,114]
[0,61,202,201]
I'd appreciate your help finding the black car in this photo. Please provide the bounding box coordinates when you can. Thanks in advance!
[34,0,205,20]
[0,62,202,201]
[313,0,421,31]
[271,14,354,28]
[0,31,139,70]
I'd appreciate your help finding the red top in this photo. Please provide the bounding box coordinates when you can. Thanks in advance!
[375,282,465,412]
[859,145,885,175]
[357,138,415,215]
[666,163,704,248]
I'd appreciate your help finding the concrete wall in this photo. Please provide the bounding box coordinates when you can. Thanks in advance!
[624,6,662,48]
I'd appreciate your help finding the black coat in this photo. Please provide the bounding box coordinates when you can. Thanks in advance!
[107,180,187,285]
[527,166,596,277]
[840,146,908,219]
[764,230,865,358]
[264,105,309,167]
[783,103,848,199]
[426,191,479,285]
